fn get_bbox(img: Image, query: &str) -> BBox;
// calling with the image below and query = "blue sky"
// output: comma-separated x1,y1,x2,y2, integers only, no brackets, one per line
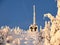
0,0,57,30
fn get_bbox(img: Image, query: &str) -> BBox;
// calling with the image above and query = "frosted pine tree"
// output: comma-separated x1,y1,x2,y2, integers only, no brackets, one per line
44,21,50,45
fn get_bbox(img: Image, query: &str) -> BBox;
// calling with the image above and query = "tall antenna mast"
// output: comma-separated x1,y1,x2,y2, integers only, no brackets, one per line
33,5,36,25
